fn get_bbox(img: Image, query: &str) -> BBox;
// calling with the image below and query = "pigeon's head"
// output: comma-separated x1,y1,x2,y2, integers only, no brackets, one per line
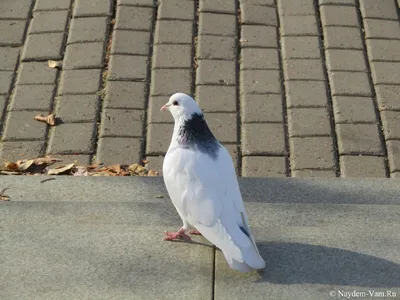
160,93,202,120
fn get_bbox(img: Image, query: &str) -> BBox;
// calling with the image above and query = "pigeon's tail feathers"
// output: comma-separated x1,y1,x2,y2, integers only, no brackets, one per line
223,252,253,272
240,244,266,270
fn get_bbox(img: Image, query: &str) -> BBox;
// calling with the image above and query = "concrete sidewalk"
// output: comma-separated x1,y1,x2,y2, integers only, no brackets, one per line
1,0,400,178
1,177,400,299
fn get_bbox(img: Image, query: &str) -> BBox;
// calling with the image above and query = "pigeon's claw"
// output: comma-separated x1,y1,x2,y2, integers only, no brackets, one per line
163,228,192,241
188,229,202,235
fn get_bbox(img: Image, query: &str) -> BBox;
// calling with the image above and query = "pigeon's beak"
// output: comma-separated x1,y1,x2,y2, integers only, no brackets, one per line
160,104,170,112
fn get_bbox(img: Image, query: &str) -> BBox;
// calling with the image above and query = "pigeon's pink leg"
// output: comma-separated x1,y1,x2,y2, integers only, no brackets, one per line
188,230,202,235
163,227,192,241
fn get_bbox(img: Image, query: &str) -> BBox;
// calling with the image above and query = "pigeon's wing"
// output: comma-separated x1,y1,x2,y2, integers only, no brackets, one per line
164,145,265,271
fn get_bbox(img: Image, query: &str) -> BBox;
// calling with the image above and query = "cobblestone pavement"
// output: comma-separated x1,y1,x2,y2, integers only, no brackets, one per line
0,0,399,178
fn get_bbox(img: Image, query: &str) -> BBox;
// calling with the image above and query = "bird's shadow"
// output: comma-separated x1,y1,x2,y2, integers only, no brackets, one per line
254,241,400,287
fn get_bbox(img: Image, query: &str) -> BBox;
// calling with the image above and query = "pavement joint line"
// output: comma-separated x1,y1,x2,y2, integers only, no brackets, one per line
315,0,341,178
91,0,116,164
236,0,243,177
0,0,36,140
141,0,158,163
191,0,199,97
355,0,390,178
276,0,291,177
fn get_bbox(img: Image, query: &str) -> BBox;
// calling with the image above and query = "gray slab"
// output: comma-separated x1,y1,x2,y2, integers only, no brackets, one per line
1,177,400,300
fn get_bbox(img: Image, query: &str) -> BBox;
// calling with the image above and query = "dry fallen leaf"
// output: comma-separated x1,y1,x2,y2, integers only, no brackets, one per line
48,60,62,69
142,159,149,164
16,159,34,171
34,156,62,165
72,166,89,176
47,163,75,175
0,170,21,175
34,114,56,126
4,162,18,170
148,170,159,176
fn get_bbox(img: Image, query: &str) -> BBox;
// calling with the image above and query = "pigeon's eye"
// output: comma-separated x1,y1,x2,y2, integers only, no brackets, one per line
172,100,179,106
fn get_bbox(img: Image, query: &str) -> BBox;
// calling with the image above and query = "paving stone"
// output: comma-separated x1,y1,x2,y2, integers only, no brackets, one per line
111,30,150,55
68,17,108,43
198,13,236,36
283,59,325,81
381,111,400,140
199,0,235,14
196,60,236,86
2,110,47,141
370,62,400,85
10,85,54,111
375,85,400,111
292,169,337,177
390,172,400,178
108,55,148,80
0,20,27,46
158,0,194,20
117,0,155,6
146,123,173,155
364,19,400,39
154,20,192,44
240,48,279,70
205,113,237,143
1,140,41,163
64,42,105,69
196,85,236,112
0,95,6,113
56,94,100,122
22,33,64,61
115,6,153,30
28,10,69,34
240,69,281,94
242,123,286,155
100,108,144,137
241,4,277,26
0,0,32,19
104,81,146,109
329,71,372,96
336,123,383,154
340,155,387,178
59,69,102,95
325,49,367,72
240,25,277,48
0,141,45,162
0,71,14,94
17,62,57,84
241,94,283,123
145,155,164,174
0,48,20,71
278,0,315,16
148,95,174,123
73,0,112,17
280,15,318,36
290,137,335,169
242,156,287,177
366,39,400,62
241,0,275,5
282,36,321,59
320,5,359,27
96,137,142,164
320,0,355,4
150,69,191,96
34,0,71,11
323,26,363,49
332,96,377,123
285,80,328,108
197,35,236,60
359,0,398,20
387,140,400,172
288,108,331,137
48,123,96,154
153,44,192,68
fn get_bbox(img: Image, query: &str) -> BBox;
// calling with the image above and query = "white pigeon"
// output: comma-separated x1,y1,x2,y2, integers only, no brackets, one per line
161,92,265,272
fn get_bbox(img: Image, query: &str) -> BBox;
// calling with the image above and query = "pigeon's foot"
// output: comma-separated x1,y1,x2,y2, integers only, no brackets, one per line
188,230,202,235
163,228,192,242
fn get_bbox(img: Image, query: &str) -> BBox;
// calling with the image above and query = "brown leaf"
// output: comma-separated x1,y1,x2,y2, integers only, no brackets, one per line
142,159,149,164
107,164,121,174
34,156,62,165
48,60,62,69
148,170,159,176
72,166,89,176
0,194,10,201
34,113,56,126
5,162,18,170
0,170,21,175
16,159,35,171
47,163,75,175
